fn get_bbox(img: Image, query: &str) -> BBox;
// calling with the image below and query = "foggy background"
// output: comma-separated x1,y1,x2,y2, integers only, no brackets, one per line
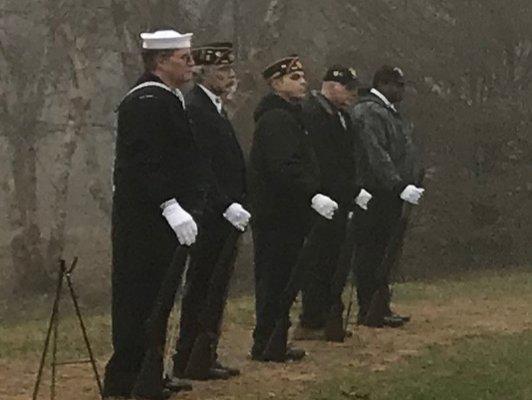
1,0,531,311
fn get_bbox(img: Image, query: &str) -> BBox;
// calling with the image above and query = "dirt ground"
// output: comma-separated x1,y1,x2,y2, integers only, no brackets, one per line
2,279,532,400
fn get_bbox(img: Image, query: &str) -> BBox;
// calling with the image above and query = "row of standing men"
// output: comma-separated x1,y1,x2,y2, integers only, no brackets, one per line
103,29,425,400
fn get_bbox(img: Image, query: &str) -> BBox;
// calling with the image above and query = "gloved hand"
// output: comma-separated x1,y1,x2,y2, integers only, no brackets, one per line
311,193,338,220
223,202,251,231
162,200,198,246
355,188,373,210
400,185,425,205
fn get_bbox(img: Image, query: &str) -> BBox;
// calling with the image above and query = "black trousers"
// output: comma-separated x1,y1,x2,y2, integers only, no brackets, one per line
103,206,182,397
300,208,348,328
172,215,237,373
251,217,311,355
353,195,404,318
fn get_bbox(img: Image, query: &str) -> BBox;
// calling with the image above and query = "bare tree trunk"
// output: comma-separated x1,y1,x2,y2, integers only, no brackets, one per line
44,26,94,269
8,134,49,293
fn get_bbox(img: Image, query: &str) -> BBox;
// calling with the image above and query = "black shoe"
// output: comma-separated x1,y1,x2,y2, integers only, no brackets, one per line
163,376,193,393
389,312,411,323
213,360,240,377
251,345,306,363
131,388,172,400
359,314,405,328
184,367,231,381
285,346,306,361
382,315,405,328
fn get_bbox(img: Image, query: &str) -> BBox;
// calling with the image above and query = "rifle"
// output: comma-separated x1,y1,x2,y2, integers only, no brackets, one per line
261,222,322,361
131,245,189,400
324,211,358,342
364,203,413,327
183,226,241,379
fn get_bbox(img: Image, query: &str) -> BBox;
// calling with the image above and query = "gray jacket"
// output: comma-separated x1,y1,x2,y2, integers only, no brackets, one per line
349,93,423,196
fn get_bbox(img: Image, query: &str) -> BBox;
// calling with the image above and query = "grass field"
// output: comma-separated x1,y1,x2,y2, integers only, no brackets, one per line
1,269,531,399
310,331,532,400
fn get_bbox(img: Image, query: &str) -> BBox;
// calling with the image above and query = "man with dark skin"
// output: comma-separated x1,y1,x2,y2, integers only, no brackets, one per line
103,29,208,400
249,56,339,362
295,66,372,341
350,65,425,328
170,42,249,382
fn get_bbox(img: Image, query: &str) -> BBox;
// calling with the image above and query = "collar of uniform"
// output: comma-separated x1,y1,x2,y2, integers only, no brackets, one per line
198,84,223,114
172,88,186,109
370,88,397,113
134,72,186,109
312,90,336,116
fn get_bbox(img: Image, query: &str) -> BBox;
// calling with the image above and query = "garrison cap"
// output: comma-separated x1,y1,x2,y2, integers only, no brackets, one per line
323,65,359,88
262,55,304,80
193,42,235,65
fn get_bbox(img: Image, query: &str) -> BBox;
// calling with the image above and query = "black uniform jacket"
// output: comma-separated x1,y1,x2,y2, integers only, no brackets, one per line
249,92,321,226
185,85,246,218
113,73,208,219
302,91,360,208
349,93,423,197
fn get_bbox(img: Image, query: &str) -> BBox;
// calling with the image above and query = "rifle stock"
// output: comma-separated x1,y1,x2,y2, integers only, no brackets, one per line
324,212,358,342
364,203,413,325
184,227,241,378
132,245,189,400
261,223,321,360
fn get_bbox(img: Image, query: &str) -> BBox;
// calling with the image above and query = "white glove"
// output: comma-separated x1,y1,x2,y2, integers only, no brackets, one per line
223,202,251,231
355,188,373,210
162,200,198,246
311,194,338,220
400,185,425,205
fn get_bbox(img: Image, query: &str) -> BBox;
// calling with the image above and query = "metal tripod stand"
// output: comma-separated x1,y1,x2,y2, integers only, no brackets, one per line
32,258,103,400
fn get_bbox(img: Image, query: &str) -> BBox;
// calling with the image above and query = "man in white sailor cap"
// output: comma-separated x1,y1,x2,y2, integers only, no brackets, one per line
103,29,210,400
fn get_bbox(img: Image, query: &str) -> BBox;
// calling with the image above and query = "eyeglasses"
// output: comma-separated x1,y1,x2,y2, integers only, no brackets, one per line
288,72,305,81
178,52,194,63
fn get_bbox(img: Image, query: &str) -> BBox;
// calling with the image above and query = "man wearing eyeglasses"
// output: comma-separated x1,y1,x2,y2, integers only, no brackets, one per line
169,42,249,382
349,65,425,328
249,55,339,362
103,30,209,399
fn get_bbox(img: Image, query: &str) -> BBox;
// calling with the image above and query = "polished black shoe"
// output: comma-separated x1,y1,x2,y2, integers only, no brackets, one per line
285,346,306,361
163,376,193,393
359,313,405,328
131,388,172,400
187,367,231,381
251,346,306,362
382,315,405,328
213,360,240,377
389,312,411,323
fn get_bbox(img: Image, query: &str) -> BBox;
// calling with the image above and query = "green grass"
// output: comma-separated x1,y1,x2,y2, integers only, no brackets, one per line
310,331,532,400
2,269,531,400
0,312,111,359
2,270,531,361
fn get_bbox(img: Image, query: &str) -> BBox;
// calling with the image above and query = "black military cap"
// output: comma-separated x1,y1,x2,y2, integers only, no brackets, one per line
323,65,359,88
262,55,304,80
373,65,405,87
192,42,235,65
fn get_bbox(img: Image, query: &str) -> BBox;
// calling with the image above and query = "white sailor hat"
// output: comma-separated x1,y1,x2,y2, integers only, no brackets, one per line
140,30,193,50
